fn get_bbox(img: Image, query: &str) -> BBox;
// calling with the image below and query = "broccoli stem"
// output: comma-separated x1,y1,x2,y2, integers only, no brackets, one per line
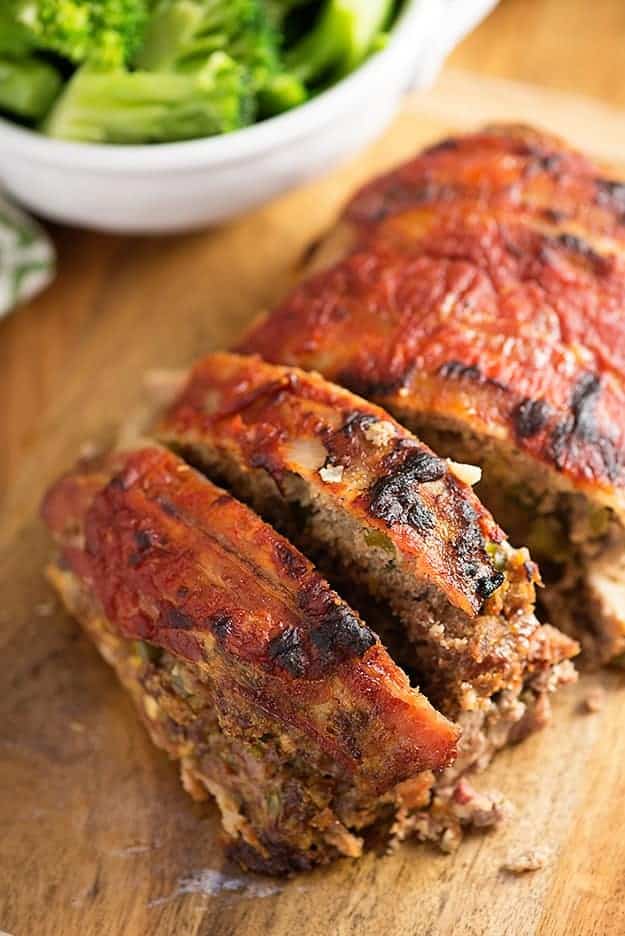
0,56,63,120
44,55,253,143
286,0,393,84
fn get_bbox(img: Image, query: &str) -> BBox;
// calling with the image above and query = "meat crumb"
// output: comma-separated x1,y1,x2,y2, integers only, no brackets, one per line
319,464,344,484
583,687,605,713
502,845,552,874
363,420,396,447
389,779,512,856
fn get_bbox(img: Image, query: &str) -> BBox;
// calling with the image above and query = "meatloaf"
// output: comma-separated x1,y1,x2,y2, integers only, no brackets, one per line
42,445,463,874
156,352,577,760
238,124,625,665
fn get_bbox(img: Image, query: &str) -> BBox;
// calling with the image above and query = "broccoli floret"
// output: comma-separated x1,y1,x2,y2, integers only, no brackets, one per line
0,56,63,119
136,0,306,116
136,0,276,77
1,0,396,144
44,53,252,142
7,0,149,67
286,0,393,84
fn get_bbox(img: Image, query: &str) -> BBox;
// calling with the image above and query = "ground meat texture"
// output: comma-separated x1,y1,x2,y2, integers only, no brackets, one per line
156,352,577,718
41,445,461,874
46,560,554,873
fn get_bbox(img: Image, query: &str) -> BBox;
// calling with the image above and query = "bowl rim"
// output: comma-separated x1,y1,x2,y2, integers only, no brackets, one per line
0,0,433,171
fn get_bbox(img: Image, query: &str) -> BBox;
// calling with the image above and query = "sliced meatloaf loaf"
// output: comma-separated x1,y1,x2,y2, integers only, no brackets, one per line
238,124,625,665
41,445,460,874
155,352,577,760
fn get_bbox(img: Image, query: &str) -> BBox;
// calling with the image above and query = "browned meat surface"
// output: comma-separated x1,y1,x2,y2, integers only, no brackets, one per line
238,124,625,664
41,445,459,873
157,351,577,720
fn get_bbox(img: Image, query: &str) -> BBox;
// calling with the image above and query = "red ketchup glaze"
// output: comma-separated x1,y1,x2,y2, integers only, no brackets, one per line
41,446,458,786
240,128,625,500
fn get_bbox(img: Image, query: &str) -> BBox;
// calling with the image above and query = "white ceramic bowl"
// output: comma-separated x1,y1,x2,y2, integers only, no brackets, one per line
0,0,496,233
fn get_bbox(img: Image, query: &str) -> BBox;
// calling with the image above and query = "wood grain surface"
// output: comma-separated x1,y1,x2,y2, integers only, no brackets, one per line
449,0,625,108
4,16,625,936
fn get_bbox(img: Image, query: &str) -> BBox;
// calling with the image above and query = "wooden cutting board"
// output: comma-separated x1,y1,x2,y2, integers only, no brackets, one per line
3,72,625,936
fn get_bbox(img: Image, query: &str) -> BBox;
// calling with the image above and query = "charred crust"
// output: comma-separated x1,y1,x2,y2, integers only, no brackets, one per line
338,412,376,438
542,207,568,224
535,153,562,173
476,570,505,598
207,612,233,643
447,494,502,601
553,233,609,273
322,412,377,471
384,446,447,484
128,529,157,567
513,398,551,438
267,626,307,677
368,450,444,532
156,496,180,518
571,372,601,438
550,372,601,468
549,372,622,480
549,423,569,471
520,146,562,176
267,591,376,676
298,581,376,669
347,181,444,223
162,606,195,630
595,178,625,219
134,529,157,551
438,360,507,391
423,137,459,155
308,603,376,662
439,360,482,382
274,541,309,579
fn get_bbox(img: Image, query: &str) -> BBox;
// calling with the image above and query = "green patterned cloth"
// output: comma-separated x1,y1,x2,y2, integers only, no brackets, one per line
0,197,55,318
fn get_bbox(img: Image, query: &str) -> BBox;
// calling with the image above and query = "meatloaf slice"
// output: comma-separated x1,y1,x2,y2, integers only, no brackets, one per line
41,445,458,874
238,124,625,666
155,352,577,746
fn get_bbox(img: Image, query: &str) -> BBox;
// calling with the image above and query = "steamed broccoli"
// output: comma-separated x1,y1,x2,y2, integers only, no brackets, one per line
136,0,306,115
6,0,149,67
286,0,393,84
0,0,399,143
45,54,251,142
0,56,63,119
